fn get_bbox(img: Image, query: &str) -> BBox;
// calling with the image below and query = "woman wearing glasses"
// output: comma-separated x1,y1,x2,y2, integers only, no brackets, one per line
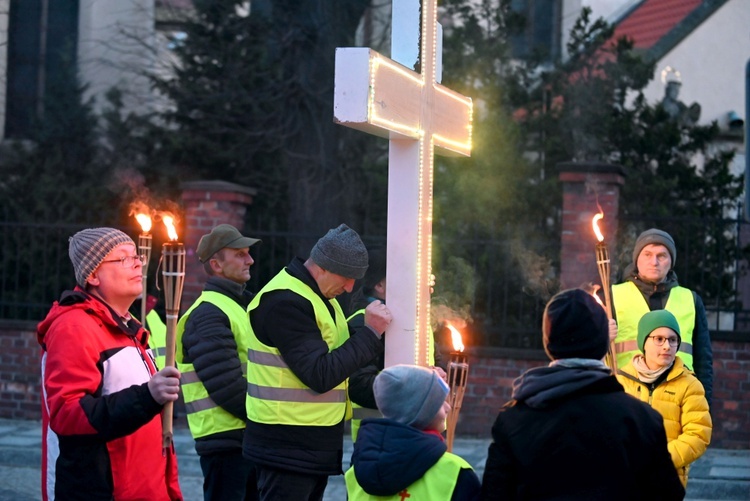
617,309,712,488
37,227,182,501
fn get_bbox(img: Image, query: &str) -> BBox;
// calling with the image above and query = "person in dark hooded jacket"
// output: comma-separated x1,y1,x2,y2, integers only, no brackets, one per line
480,288,684,501
345,364,480,500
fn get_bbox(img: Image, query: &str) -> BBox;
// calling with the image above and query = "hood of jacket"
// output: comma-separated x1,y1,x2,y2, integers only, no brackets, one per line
511,364,612,409
350,418,446,496
37,287,145,348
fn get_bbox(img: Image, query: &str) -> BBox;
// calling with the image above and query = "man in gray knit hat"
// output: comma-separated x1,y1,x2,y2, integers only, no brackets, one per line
243,224,392,501
37,228,182,500
611,227,713,407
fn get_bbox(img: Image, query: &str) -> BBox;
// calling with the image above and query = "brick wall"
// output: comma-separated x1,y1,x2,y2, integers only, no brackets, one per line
5,319,747,449
181,180,257,310
710,340,750,448
453,343,750,449
0,321,41,420
558,162,625,290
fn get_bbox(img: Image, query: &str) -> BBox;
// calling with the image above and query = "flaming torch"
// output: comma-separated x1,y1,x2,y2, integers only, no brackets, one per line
445,321,468,452
159,214,185,453
134,210,153,325
592,212,617,372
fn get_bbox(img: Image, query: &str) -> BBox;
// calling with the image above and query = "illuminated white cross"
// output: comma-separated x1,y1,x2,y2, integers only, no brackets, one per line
333,0,473,367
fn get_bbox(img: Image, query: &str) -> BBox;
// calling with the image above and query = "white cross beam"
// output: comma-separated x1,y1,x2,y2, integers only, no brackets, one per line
334,0,472,367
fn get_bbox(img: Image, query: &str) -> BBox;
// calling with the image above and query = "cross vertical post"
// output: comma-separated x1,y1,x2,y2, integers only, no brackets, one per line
334,0,472,367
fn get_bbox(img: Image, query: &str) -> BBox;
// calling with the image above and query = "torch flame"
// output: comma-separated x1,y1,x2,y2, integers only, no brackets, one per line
592,212,604,242
446,322,465,353
162,215,178,241
135,213,152,233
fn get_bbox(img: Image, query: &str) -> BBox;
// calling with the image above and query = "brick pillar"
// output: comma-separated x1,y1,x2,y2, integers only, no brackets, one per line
558,162,625,290
180,180,257,310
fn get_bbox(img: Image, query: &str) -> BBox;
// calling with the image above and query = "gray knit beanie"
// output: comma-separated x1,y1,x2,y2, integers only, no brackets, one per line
374,364,449,430
69,228,135,287
310,224,369,279
633,228,676,267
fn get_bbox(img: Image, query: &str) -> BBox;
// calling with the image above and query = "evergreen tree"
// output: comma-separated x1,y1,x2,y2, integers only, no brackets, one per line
434,3,744,343
0,54,135,319
152,0,385,252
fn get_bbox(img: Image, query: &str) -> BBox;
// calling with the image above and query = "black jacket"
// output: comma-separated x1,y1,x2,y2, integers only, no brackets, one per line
347,295,446,409
243,257,385,475
480,363,685,500
181,275,253,455
347,295,384,409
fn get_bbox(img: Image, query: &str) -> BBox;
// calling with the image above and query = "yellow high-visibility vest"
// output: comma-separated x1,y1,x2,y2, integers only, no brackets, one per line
176,291,250,439
146,309,167,369
345,451,472,500
346,308,365,322
612,282,695,369
246,269,351,425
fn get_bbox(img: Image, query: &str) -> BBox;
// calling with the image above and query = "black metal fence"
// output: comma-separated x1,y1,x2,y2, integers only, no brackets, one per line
3,216,750,347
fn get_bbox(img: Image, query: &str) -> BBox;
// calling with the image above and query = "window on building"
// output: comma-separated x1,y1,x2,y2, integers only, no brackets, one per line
5,0,79,139
510,0,561,62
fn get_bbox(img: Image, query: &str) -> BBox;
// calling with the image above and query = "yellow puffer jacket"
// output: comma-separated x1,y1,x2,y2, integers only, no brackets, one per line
617,356,712,487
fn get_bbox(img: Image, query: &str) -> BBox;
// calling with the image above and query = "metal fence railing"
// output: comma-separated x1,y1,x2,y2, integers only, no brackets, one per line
2,216,750,346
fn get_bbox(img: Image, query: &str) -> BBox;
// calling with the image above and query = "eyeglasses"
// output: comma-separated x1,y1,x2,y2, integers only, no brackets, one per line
646,335,679,347
100,255,145,268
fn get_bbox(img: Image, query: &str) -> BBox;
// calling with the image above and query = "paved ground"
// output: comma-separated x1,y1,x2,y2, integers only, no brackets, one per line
0,418,747,500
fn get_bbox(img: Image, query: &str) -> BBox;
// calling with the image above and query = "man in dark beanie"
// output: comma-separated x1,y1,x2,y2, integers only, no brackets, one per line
37,228,182,501
243,224,393,500
481,289,684,500
611,227,713,407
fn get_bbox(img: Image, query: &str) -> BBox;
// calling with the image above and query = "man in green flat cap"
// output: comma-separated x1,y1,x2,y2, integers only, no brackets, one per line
176,224,261,501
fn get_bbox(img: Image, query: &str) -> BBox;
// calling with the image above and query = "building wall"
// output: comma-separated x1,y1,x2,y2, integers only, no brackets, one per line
0,1,9,139
641,0,750,129
3,319,748,449
0,0,159,138
78,0,156,116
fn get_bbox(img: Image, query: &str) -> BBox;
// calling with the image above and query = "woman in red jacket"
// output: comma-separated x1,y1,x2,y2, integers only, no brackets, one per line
38,227,182,500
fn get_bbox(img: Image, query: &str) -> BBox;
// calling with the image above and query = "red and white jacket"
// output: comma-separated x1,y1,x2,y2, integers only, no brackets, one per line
37,288,182,500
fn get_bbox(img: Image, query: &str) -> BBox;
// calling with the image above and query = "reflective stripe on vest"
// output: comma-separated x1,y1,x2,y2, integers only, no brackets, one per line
246,269,351,426
351,406,382,420
350,403,382,443
146,310,167,369
612,283,695,369
345,451,472,501
176,291,250,439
